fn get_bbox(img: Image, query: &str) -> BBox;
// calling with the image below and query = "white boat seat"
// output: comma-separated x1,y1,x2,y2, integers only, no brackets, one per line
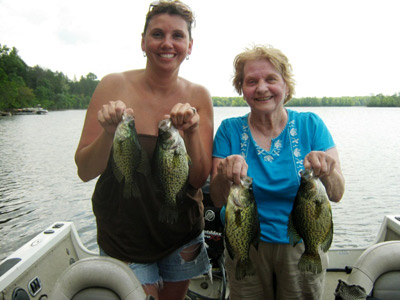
49,256,146,300
372,271,400,300
335,241,400,300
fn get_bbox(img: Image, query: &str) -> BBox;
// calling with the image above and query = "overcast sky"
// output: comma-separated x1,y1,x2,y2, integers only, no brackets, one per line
1,0,399,98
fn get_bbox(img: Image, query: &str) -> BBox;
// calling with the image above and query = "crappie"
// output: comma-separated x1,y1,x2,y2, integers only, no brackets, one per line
153,118,191,224
112,112,149,199
288,169,333,274
225,176,260,280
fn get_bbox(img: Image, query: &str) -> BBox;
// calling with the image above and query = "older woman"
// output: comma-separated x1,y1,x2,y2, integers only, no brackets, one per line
75,1,213,299
210,45,344,299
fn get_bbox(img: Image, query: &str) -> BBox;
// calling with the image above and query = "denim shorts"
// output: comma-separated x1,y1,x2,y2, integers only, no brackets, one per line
100,231,211,286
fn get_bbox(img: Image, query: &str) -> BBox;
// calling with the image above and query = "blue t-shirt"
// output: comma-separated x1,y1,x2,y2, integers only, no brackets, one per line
213,109,335,244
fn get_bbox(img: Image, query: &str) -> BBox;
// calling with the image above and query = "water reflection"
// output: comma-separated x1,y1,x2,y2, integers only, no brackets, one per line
0,111,97,261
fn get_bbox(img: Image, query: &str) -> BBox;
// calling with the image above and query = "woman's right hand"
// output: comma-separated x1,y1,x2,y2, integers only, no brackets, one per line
216,155,248,185
97,100,133,135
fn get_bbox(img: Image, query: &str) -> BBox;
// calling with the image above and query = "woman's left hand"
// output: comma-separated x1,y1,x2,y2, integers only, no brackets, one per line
304,151,336,178
169,103,199,133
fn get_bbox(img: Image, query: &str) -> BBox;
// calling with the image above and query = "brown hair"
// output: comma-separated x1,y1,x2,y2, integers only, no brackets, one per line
143,0,195,40
233,45,295,104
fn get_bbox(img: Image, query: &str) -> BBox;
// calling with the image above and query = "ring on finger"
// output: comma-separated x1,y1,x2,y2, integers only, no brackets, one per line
190,107,197,114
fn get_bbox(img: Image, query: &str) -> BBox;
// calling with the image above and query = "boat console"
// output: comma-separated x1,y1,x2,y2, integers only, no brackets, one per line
0,223,91,299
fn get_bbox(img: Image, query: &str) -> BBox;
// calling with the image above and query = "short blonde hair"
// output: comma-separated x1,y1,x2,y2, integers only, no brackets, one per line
233,45,295,104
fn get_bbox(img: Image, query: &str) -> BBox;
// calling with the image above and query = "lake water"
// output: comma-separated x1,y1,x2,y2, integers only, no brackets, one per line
1,107,400,261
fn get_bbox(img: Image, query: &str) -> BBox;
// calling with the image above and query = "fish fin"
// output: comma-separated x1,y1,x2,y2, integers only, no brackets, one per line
123,181,141,199
298,252,322,274
251,221,261,250
235,259,256,280
171,148,185,168
251,237,260,251
224,232,235,261
315,198,323,218
234,208,242,226
176,180,189,203
158,205,178,224
136,152,151,176
287,214,302,246
111,158,124,183
321,221,333,253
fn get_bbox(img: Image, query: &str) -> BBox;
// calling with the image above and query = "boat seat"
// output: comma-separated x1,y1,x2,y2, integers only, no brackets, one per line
372,271,400,299
49,256,146,300
335,241,400,300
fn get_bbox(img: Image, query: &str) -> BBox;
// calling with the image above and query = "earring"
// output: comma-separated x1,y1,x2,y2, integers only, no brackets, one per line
186,55,190,60
143,51,147,57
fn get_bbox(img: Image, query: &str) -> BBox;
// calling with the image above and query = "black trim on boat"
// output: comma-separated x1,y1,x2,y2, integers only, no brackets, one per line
0,258,21,277
327,266,353,274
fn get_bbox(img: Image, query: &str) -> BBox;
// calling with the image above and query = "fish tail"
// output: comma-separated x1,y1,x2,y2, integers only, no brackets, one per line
123,182,141,199
235,258,256,280
298,252,322,274
186,153,192,165
287,214,302,246
158,205,178,224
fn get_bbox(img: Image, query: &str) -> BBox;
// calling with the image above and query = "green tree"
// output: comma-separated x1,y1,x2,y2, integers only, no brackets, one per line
0,44,34,110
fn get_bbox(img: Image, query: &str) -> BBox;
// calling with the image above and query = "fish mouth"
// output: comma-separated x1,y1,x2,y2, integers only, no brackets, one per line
122,111,134,122
240,176,253,188
300,169,313,180
229,176,253,208
158,118,181,149
158,118,172,131
231,186,245,208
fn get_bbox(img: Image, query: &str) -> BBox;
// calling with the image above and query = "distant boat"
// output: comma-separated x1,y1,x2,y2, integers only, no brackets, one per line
13,106,48,115
0,111,11,116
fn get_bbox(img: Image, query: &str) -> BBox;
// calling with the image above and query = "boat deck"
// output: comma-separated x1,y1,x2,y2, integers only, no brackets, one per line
323,271,349,299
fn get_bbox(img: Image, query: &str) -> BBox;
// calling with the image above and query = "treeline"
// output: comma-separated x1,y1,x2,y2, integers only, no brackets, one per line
1,43,399,111
213,94,400,107
0,44,99,111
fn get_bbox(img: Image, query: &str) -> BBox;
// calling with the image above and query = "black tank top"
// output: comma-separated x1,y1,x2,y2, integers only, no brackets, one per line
92,134,204,263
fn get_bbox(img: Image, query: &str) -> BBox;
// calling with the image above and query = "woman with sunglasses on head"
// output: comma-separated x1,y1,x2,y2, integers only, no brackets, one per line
75,1,213,299
210,45,345,300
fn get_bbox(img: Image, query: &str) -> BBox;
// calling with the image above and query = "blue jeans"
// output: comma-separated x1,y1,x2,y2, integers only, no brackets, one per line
100,231,211,286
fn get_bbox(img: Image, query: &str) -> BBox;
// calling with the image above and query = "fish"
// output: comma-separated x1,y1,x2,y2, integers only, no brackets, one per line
152,118,191,224
288,168,333,274
112,112,150,199
225,176,260,280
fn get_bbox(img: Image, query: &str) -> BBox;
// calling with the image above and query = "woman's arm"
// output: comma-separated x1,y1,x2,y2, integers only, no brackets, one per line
304,148,345,202
171,85,214,189
74,74,127,182
209,155,248,207
209,158,231,208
